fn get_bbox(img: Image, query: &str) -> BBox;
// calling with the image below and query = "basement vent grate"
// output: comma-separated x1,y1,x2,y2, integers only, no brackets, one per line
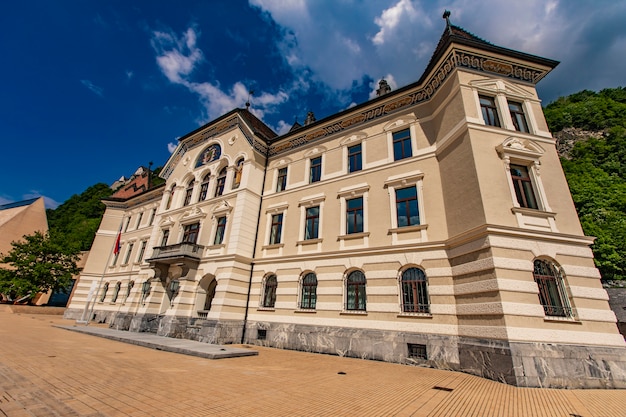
407,343,427,359
257,329,267,340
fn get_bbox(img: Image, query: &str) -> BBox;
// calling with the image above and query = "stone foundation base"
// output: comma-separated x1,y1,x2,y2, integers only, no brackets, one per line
246,321,626,389
62,309,626,388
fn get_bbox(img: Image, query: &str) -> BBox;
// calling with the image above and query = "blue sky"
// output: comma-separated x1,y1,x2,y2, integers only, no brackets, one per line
1,0,625,209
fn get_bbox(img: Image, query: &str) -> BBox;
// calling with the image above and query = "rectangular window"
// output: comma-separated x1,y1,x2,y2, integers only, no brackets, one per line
479,95,501,127
304,206,319,240
346,197,364,234
160,229,170,247
277,167,287,192
123,243,133,265
508,101,529,133
510,164,538,209
393,129,412,160
269,213,283,244
182,223,200,244
309,157,322,183
214,216,226,245
348,144,362,173
396,187,420,227
137,241,147,262
148,209,156,226
124,216,131,232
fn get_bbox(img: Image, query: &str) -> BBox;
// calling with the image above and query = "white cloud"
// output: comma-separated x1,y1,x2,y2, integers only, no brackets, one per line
151,27,203,84
22,192,60,209
372,0,419,46
167,142,177,153
0,196,13,206
80,79,103,97
274,120,292,135
126,70,134,80
151,26,289,123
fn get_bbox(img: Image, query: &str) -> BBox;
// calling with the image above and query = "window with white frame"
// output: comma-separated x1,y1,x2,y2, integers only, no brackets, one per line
533,259,573,318
392,128,413,161
269,213,283,245
182,222,200,244
497,137,549,212
214,216,226,245
299,272,317,310
309,156,322,183
262,274,277,308
384,172,425,230
137,240,147,262
348,143,362,173
123,243,134,265
479,95,501,127
508,101,529,133
345,270,366,311
337,184,369,237
199,173,211,201
160,229,170,247
276,167,287,192
298,195,325,243
183,180,195,206
400,267,429,313
214,167,227,197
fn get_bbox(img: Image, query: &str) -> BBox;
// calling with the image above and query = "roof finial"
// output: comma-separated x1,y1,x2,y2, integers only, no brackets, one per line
245,90,254,110
443,10,451,31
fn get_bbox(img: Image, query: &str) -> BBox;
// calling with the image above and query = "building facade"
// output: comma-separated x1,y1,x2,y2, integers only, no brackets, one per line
65,19,626,388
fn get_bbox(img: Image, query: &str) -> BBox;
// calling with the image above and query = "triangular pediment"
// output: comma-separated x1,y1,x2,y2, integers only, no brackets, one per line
470,79,533,99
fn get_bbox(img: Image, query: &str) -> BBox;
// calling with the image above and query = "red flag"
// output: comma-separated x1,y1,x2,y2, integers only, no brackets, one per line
113,231,121,255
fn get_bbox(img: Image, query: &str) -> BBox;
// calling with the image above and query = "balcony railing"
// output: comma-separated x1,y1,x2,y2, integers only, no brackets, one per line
149,242,204,261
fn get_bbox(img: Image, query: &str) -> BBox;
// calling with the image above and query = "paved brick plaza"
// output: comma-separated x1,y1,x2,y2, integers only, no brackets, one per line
1,308,625,416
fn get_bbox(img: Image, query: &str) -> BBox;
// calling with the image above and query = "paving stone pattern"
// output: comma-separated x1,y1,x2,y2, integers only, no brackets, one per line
1,310,625,416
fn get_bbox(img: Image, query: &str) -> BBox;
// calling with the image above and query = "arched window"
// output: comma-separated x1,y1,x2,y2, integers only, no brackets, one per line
199,173,210,201
346,270,366,311
99,282,109,302
533,259,571,317
400,268,429,313
262,275,277,308
233,158,244,189
196,144,221,168
215,167,227,197
111,281,121,303
183,180,195,206
300,272,317,309
166,183,176,210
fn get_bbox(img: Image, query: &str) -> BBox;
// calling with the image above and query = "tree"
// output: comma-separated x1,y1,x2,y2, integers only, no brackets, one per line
0,232,81,303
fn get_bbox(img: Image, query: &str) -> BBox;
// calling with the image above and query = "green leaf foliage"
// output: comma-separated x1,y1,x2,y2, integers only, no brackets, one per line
0,231,81,303
46,183,113,251
545,87,626,280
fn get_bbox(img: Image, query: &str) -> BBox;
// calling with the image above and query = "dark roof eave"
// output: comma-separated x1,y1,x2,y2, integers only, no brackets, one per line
418,29,559,85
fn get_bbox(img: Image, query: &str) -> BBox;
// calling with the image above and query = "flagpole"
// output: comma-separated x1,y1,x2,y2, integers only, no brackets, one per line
76,221,123,325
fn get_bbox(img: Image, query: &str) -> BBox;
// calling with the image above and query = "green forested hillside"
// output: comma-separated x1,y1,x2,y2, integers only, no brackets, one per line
46,183,113,251
545,87,626,281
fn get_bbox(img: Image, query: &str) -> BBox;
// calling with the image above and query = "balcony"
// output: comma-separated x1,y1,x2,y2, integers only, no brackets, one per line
147,242,204,264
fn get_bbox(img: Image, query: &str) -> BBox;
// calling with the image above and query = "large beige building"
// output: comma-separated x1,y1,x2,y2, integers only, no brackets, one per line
65,18,626,388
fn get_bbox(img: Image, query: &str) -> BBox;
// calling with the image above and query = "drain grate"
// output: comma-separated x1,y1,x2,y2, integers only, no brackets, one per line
432,386,453,392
